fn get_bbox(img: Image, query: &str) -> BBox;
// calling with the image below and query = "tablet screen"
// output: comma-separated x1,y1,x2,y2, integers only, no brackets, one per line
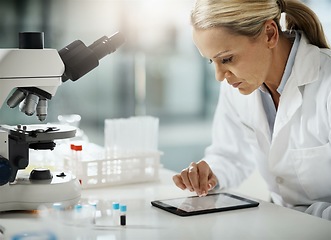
151,192,259,216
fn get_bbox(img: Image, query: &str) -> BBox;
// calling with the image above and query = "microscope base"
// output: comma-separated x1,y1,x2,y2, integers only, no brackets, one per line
0,171,81,212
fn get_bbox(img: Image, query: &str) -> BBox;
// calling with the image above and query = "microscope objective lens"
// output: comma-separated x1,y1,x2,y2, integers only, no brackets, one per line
36,99,47,121
7,88,27,108
20,94,39,116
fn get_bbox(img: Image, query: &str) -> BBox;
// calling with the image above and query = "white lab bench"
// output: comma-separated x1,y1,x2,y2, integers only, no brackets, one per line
1,168,331,240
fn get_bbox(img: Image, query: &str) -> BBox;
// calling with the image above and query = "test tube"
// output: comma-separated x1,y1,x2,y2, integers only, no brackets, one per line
112,202,120,226
70,144,77,174
120,204,127,226
71,144,83,184
90,203,98,224
76,144,83,184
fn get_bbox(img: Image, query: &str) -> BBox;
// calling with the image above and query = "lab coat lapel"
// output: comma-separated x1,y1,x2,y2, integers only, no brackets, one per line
253,90,271,149
272,77,302,139
272,33,319,140
267,75,302,173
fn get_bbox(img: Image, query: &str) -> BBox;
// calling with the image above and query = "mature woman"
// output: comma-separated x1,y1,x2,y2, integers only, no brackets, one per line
173,0,331,220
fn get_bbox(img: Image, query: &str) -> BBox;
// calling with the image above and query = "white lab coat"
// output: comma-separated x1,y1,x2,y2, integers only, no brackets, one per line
204,34,331,220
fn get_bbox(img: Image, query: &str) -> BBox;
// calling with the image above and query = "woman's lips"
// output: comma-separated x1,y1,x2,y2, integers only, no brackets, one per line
231,82,242,88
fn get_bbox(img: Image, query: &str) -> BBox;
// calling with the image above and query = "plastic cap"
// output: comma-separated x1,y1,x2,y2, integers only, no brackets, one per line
75,145,83,151
70,144,83,151
74,204,82,212
112,202,120,210
120,205,127,212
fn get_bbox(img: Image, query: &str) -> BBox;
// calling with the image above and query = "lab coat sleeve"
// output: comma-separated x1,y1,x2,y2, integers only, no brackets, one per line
299,79,331,221
293,203,331,221
305,202,331,220
203,82,258,189
301,88,331,221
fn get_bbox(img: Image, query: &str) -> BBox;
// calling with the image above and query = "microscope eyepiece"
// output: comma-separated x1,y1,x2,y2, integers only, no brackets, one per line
89,32,125,60
59,31,125,82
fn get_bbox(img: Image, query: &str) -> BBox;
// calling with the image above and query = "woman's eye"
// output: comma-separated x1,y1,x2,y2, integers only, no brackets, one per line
208,59,213,64
221,56,233,64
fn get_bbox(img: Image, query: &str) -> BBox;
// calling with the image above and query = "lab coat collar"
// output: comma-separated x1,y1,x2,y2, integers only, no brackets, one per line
277,31,301,94
272,33,320,140
291,32,320,86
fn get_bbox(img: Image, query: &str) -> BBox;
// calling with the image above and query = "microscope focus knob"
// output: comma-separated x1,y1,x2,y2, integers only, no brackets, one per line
0,157,12,186
29,168,53,181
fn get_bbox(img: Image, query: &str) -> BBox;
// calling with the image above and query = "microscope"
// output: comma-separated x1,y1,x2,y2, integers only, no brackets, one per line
0,32,124,211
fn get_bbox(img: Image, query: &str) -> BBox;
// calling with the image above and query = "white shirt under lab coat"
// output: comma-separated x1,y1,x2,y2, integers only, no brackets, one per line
204,33,331,220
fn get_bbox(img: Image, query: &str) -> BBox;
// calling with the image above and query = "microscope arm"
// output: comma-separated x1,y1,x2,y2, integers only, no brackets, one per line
1,31,124,121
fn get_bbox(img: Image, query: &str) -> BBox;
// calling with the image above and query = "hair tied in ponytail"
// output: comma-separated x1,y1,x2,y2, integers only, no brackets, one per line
277,0,287,13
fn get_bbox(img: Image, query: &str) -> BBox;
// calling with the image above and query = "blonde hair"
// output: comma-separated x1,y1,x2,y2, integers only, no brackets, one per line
191,0,330,48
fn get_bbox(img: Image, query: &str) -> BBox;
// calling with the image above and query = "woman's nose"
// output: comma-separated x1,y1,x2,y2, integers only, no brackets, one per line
214,63,227,82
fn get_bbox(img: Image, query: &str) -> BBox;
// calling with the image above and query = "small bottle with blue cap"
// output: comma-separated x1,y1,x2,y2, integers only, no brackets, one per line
120,204,127,226
112,202,120,225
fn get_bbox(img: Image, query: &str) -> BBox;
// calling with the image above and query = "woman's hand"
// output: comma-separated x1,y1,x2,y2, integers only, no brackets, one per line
172,160,218,197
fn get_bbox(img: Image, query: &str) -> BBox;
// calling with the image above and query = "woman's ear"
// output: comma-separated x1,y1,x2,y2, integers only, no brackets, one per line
264,19,279,49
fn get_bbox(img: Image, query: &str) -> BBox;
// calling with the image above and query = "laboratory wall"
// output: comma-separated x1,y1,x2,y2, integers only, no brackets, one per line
0,0,330,174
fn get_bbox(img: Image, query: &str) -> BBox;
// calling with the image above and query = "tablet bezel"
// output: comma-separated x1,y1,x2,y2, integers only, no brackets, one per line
151,192,260,217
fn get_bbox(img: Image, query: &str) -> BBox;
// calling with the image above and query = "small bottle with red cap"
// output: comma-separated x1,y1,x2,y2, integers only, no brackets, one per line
71,143,83,184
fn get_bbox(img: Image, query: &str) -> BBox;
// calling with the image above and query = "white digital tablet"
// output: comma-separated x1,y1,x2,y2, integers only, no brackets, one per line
151,192,259,217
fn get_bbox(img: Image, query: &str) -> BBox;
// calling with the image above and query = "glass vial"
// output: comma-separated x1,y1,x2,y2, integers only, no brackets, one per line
120,204,127,226
112,202,120,226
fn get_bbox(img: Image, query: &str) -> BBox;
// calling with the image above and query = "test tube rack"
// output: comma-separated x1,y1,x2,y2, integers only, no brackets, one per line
79,151,162,189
